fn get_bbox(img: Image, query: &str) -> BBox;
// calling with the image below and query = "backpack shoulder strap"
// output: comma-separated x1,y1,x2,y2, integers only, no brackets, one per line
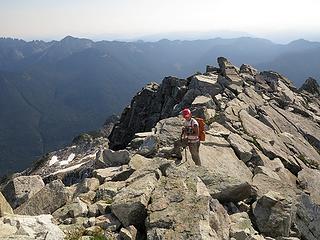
192,118,199,126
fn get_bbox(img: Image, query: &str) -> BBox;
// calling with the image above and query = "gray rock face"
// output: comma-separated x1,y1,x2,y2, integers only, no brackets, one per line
111,172,158,228
146,168,216,239
2,175,45,209
195,135,254,202
14,180,69,215
192,95,216,109
94,181,126,203
253,191,295,237
274,107,320,157
209,199,230,240
191,95,216,123
239,109,302,174
0,214,65,240
0,192,13,216
252,173,297,200
295,193,320,240
100,149,131,167
227,133,253,162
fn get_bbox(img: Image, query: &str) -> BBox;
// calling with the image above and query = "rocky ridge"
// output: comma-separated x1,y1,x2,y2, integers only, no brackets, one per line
1,57,320,239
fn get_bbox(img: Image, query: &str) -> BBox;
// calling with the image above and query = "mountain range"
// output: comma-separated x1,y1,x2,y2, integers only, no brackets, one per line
1,36,320,176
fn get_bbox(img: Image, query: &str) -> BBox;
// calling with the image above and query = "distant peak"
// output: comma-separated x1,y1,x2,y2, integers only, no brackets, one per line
287,38,318,47
60,36,92,43
289,38,309,43
61,35,77,41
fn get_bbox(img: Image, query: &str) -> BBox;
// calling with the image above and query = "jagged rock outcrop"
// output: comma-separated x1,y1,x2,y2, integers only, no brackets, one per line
109,77,188,150
2,57,320,239
299,77,320,95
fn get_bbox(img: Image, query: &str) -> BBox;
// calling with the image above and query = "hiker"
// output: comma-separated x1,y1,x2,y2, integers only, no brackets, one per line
181,108,201,166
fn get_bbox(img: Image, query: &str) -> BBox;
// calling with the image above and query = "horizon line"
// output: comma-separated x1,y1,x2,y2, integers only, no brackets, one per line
1,34,319,45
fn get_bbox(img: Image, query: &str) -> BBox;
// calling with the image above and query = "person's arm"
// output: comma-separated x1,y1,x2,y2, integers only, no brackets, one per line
181,127,186,138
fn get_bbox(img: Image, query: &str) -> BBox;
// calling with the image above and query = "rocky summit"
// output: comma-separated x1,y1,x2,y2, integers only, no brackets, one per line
1,57,320,240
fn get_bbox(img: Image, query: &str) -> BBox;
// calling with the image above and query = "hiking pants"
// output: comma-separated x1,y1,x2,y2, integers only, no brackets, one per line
188,141,201,166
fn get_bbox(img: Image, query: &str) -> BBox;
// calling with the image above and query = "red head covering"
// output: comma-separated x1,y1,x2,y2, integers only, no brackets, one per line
182,108,191,118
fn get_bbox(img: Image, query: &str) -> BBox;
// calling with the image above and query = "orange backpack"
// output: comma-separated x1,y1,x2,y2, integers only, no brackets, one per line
195,117,205,141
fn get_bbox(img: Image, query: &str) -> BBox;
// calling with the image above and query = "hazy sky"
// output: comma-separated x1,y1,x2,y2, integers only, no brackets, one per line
1,0,320,42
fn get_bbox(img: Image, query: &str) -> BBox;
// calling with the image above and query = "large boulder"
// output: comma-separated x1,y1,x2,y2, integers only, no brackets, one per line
94,181,126,203
192,95,216,109
26,137,108,183
95,213,121,231
252,173,297,200
227,133,253,162
2,175,45,209
189,74,223,97
147,167,217,239
137,135,159,157
295,193,320,240
0,214,65,240
111,172,158,228
253,191,295,237
100,149,131,167
14,180,69,215
195,135,254,202
119,225,138,240
153,117,185,158
0,192,13,217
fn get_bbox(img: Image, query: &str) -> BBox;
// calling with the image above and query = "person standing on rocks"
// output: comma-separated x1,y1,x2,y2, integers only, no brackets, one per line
181,108,201,166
